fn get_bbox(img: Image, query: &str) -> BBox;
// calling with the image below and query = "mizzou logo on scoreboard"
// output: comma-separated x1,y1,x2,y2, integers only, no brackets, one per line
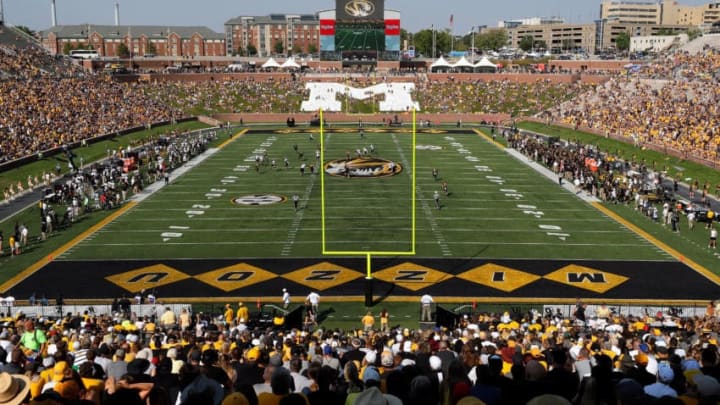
344,0,375,17
324,157,402,178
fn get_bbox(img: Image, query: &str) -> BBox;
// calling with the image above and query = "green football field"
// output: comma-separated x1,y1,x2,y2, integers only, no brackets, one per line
58,130,668,262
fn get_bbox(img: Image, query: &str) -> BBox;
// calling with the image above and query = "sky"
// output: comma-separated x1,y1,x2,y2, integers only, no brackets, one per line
2,0,713,34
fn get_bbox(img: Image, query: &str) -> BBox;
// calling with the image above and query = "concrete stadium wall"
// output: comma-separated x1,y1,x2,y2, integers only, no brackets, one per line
213,112,510,125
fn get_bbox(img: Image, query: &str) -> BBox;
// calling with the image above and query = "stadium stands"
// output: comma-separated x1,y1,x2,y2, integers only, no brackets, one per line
551,49,720,164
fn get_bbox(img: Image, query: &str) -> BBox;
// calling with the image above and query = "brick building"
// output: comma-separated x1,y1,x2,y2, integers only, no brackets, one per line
41,25,225,57
224,14,319,57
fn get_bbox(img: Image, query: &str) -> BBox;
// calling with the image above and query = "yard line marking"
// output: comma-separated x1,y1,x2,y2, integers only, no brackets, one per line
0,201,138,293
591,203,720,285
392,133,451,256
281,134,325,256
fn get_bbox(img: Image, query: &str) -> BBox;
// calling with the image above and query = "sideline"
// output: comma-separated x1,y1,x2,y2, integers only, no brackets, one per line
475,127,720,285
0,129,249,293
472,128,505,150
217,129,248,150
0,202,137,293
592,203,720,286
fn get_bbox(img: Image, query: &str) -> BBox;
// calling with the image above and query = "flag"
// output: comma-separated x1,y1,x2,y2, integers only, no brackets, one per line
450,14,454,26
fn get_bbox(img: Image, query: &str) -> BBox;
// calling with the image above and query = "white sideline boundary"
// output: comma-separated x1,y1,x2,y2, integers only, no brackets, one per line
131,147,221,203
504,148,601,203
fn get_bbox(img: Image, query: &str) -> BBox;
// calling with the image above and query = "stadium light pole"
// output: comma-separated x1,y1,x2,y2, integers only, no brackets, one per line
431,24,436,60
470,26,476,63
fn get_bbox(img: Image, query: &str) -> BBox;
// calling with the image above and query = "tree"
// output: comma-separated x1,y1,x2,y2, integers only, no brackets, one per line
291,44,302,55
519,35,534,52
615,32,631,51
687,27,702,41
412,29,434,56
247,44,258,56
476,29,508,51
308,44,318,55
274,40,284,55
62,42,75,55
411,28,451,57
146,41,157,55
117,43,130,58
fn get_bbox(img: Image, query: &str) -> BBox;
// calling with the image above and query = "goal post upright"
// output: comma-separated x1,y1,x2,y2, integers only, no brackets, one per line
319,108,417,307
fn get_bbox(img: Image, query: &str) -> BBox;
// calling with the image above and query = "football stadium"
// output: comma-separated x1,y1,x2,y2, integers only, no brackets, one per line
0,0,720,403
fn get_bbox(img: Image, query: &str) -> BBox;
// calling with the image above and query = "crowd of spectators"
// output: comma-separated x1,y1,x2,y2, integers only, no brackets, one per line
0,45,181,164
413,78,588,116
549,48,720,164
146,75,587,118
0,128,215,258
0,299,718,404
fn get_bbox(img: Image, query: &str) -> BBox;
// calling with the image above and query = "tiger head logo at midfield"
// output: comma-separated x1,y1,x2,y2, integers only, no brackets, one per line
344,0,375,17
324,157,402,178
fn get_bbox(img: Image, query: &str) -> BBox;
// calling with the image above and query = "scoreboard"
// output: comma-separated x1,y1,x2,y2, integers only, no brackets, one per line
320,0,400,62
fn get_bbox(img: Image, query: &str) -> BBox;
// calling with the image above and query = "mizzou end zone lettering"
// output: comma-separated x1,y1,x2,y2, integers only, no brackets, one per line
283,262,363,291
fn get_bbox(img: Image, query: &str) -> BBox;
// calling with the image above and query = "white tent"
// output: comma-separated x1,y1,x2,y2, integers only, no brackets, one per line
430,56,452,72
261,58,281,69
474,56,498,73
452,56,475,70
281,58,301,69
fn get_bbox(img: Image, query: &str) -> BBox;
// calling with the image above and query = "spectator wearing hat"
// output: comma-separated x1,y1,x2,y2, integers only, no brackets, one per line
18,320,46,359
644,362,677,398
237,303,249,324
106,349,127,382
224,305,235,325
341,338,364,369
0,372,30,405
320,346,339,372
78,361,104,405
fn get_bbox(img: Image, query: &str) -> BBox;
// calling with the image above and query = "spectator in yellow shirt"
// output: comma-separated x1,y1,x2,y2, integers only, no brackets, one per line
361,311,375,332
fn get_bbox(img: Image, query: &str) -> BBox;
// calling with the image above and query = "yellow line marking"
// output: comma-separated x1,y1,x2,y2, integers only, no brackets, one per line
591,202,720,286
0,202,138,293
217,129,248,149
473,128,505,150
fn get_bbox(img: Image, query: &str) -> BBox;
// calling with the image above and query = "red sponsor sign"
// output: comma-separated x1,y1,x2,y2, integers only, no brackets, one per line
385,19,400,35
320,19,336,36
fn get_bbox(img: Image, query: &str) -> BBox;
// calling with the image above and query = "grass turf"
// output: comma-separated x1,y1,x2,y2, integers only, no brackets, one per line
59,130,668,262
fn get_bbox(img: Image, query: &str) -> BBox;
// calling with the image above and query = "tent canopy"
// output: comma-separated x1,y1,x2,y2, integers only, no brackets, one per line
475,56,497,68
452,56,474,68
281,58,301,69
474,56,498,72
430,56,451,68
261,58,281,69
